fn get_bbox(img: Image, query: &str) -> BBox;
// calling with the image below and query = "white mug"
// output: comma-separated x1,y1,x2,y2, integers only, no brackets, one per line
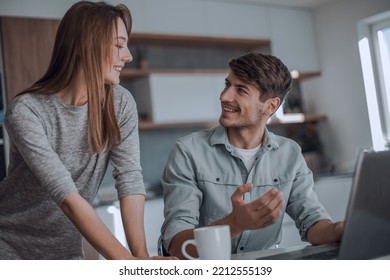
181,225,231,260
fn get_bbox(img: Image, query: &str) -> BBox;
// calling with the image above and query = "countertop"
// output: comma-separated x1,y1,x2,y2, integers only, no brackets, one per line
93,184,163,207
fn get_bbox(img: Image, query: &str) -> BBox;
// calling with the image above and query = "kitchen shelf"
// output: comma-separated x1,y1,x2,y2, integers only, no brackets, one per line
121,68,229,79
125,32,320,81
295,71,321,80
125,32,323,129
139,120,218,130
130,32,271,49
267,113,327,125
139,114,327,130
122,68,320,80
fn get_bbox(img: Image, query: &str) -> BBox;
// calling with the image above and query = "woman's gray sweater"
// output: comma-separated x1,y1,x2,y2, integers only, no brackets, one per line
0,85,145,259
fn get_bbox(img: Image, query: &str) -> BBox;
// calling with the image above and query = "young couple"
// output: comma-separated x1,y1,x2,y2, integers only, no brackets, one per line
0,1,342,260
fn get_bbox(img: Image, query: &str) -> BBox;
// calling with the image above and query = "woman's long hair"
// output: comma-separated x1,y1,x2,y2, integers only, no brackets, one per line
19,1,132,154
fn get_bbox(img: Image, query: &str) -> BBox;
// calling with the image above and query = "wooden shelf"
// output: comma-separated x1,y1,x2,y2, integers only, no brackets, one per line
139,114,327,130
267,114,327,126
296,71,321,80
139,120,218,130
122,33,319,81
121,68,229,78
303,114,327,122
122,68,319,80
130,32,270,49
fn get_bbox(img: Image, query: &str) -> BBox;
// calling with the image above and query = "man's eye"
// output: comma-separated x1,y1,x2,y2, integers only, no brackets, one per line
116,45,124,49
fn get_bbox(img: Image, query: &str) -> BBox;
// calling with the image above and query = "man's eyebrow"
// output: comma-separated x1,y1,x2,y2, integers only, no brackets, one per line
225,78,250,90
236,84,249,89
235,82,250,90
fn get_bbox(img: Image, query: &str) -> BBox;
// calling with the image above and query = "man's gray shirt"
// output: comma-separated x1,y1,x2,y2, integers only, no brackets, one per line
161,125,331,254
0,85,145,259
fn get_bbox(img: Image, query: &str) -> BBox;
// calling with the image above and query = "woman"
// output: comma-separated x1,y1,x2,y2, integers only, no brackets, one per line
0,1,171,260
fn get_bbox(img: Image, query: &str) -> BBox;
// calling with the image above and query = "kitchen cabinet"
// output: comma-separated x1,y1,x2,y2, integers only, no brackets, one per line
126,73,225,124
0,17,59,103
123,32,271,127
269,7,320,73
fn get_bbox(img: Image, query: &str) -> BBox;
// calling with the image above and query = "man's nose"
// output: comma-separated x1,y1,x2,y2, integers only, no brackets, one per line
220,88,235,102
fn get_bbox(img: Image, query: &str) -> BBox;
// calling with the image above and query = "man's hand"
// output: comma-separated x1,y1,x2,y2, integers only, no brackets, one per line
168,183,284,259
222,183,284,237
307,220,344,245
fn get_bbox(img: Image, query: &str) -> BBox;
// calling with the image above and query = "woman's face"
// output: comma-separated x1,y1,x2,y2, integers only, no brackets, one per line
104,18,132,85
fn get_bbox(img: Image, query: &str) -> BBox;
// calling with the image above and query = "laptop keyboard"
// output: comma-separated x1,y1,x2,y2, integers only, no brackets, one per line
295,248,340,260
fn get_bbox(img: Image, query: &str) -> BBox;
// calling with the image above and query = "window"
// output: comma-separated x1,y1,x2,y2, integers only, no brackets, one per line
358,10,390,151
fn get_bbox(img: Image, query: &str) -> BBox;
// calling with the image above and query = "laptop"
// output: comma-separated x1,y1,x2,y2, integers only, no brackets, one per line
257,149,390,260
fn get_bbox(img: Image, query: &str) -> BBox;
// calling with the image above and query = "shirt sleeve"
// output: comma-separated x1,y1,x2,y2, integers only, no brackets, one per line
286,153,331,241
4,101,77,205
160,140,202,250
109,86,145,199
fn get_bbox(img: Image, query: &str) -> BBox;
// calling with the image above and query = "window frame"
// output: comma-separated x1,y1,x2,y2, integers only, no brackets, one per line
358,10,390,151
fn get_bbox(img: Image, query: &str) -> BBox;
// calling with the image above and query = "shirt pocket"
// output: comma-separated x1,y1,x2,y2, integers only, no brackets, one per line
196,171,242,226
251,172,295,203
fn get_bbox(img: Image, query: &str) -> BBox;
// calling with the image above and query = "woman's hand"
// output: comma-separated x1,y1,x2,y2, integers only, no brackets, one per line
136,256,179,260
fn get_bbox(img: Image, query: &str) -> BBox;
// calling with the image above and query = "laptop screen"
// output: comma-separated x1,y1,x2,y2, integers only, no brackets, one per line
339,150,390,259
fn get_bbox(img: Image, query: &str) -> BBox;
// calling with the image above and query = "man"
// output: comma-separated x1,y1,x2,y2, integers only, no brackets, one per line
160,53,343,259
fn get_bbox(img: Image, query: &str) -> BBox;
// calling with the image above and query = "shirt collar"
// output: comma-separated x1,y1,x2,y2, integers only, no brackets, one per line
210,125,280,150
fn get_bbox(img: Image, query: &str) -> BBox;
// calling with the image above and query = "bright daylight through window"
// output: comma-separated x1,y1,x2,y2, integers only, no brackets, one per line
358,11,390,151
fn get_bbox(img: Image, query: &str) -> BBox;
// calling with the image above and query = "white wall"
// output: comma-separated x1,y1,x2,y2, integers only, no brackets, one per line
301,0,390,172
0,0,77,18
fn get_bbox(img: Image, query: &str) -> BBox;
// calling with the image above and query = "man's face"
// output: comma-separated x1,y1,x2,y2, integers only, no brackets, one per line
219,71,274,129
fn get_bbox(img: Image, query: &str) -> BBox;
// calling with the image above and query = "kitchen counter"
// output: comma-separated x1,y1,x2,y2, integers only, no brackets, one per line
93,186,163,208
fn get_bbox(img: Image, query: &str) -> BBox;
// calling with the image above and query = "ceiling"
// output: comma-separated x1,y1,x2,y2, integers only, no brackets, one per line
243,0,339,8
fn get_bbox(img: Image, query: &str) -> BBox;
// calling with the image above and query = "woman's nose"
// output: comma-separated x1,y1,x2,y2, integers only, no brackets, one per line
123,49,133,63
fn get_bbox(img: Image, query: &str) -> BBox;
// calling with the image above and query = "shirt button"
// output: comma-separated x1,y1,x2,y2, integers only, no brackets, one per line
216,178,220,182
267,144,271,148
240,247,245,251
273,178,278,182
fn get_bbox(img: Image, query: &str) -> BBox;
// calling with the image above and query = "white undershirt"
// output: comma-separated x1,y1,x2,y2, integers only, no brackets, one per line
233,143,262,172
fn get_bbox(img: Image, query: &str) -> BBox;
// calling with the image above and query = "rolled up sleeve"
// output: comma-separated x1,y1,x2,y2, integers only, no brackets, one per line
110,87,145,199
160,141,202,250
286,156,331,241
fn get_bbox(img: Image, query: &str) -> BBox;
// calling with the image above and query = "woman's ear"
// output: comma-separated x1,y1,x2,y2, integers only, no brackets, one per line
265,97,281,115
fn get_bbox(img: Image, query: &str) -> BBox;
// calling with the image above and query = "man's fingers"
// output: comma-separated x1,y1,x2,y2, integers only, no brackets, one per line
254,198,284,228
231,183,253,202
250,188,282,211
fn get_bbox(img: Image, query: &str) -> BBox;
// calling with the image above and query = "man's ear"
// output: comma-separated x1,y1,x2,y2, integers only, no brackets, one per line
265,97,281,115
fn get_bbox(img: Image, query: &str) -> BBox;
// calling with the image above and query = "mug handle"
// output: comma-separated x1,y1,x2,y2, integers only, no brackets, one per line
181,239,199,260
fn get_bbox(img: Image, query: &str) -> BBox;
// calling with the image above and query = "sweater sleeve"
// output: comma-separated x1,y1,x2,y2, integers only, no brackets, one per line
109,86,145,199
4,100,77,205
